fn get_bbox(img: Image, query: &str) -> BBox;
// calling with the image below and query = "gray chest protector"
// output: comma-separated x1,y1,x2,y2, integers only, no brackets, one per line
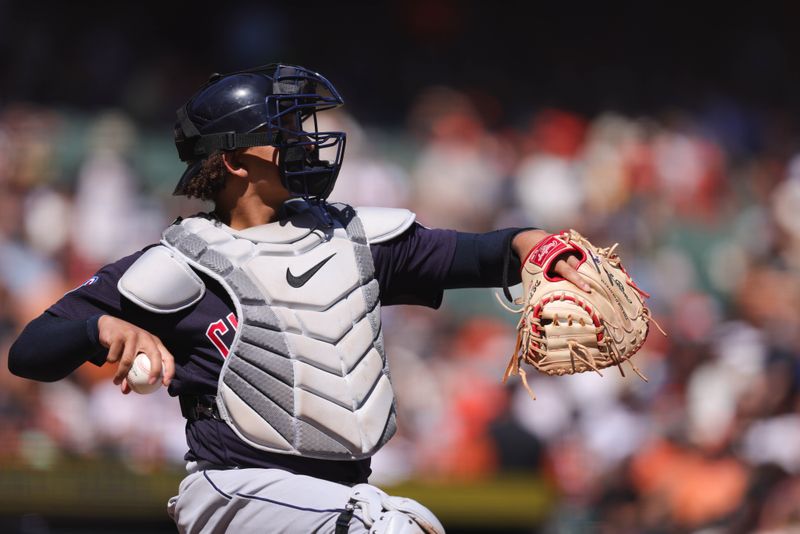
118,202,416,460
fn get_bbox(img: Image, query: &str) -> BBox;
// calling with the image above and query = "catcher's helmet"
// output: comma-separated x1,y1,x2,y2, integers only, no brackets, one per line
173,64,346,199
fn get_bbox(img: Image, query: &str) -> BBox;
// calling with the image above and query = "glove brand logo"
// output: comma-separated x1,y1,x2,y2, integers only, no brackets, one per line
531,237,566,267
286,253,337,288
602,274,632,323
613,276,633,304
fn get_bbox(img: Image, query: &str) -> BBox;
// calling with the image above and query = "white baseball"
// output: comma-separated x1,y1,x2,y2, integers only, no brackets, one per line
126,352,163,394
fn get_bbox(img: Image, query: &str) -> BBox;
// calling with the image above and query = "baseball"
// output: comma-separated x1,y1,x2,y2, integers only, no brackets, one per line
126,352,162,394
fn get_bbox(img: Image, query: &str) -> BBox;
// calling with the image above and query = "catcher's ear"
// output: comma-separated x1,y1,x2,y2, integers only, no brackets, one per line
222,151,247,177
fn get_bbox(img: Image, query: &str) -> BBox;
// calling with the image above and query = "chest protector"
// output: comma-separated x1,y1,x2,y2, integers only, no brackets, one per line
127,202,414,460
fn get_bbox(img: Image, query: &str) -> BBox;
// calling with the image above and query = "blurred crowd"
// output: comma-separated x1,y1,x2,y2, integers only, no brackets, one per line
2,86,800,533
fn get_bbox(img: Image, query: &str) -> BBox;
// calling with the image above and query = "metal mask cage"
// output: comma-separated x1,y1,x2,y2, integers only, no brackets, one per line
264,69,347,199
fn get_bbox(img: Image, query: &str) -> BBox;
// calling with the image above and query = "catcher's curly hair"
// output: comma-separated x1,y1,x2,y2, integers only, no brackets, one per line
183,152,228,201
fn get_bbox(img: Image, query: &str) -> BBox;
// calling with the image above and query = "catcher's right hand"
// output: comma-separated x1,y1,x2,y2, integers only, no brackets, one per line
97,315,174,394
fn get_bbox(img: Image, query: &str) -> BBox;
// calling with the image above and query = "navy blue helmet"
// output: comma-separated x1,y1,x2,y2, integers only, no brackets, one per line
173,64,346,199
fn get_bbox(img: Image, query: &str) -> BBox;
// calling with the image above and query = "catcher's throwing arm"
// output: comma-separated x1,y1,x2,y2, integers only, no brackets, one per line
499,230,665,399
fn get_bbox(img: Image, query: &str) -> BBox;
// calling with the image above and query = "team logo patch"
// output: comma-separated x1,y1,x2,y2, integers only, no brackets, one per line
66,275,99,294
207,313,239,358
80,275,99,287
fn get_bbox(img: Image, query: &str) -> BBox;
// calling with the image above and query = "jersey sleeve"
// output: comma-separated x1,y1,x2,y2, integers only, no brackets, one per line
48,250,145,320
370,224,534,307
370,223,458,308
9,249,149,381
9,312,108,379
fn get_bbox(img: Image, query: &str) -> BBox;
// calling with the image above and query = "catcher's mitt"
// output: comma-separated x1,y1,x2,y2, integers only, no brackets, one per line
501,230,659,399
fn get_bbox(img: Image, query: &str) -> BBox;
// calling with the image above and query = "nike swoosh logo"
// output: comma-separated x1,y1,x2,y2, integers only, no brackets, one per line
286,253,337,288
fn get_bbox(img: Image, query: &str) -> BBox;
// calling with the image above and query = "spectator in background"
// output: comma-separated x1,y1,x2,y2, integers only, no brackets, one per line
324,109,412,209
409,87,506,231
514,109,587,230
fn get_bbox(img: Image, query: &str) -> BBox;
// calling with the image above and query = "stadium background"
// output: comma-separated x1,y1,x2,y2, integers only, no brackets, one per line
2,1,800,532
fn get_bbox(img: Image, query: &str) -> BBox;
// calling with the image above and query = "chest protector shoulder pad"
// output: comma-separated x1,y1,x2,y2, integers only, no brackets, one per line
158,204,402,460
118,246,206,313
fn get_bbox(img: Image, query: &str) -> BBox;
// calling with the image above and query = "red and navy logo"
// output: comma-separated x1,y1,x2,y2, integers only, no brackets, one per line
206,313,238,358
81,275,100,287
66,275,100,294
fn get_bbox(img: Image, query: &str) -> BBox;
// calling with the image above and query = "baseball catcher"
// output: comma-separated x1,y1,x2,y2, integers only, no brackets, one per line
11,63,596,533
501,230,660,399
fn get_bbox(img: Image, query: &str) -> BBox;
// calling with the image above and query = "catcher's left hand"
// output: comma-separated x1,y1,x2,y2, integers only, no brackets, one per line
502,230,661,398
511,230,590,292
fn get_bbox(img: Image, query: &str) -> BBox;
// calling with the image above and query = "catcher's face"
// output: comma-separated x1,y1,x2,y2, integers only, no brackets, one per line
239,145,292,206
221,145,291,215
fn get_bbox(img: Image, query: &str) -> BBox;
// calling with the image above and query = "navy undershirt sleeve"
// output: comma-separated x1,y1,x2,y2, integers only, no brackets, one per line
8,312,106,382
8,250,146,383
445,228,531,289
370,223,535,306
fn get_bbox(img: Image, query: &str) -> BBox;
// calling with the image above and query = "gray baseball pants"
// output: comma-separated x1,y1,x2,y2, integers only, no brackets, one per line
167,465,370,533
